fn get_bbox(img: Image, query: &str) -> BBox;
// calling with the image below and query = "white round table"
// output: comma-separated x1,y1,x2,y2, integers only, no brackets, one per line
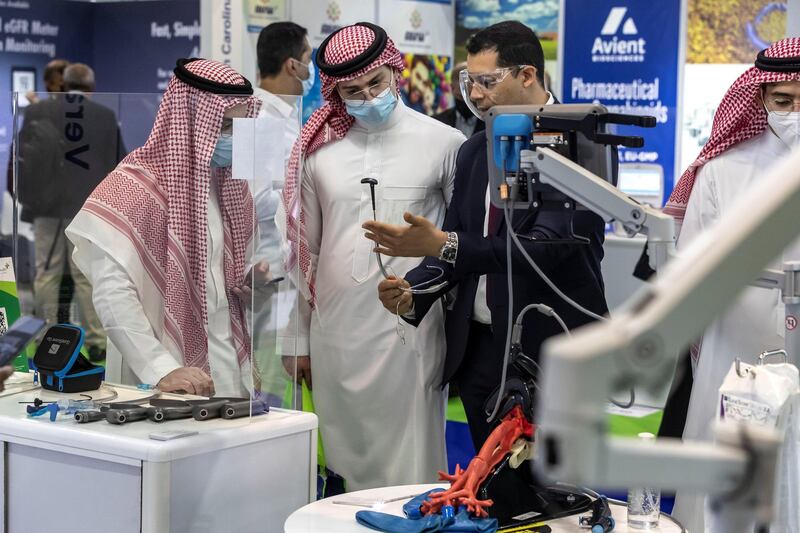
284,483,685,532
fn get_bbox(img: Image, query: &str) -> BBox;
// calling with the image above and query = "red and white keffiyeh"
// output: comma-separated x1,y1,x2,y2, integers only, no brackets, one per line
281,23,404,305
80,59,259,373
664,38,800,226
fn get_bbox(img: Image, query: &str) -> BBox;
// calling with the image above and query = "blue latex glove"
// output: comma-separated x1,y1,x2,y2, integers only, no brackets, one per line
360,489,498,533
356,509,498,533
355,510,450,533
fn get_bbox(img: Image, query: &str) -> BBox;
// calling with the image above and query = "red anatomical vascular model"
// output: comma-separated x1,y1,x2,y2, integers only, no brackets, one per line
421,405,534,518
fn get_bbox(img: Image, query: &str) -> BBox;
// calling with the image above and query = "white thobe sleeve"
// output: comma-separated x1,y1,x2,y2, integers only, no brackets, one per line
677,163,719,250
279,163,321,356
82,244,182,384
440,131,466,207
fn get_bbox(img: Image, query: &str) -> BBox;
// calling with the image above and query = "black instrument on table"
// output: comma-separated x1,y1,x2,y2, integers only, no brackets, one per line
221,398,270,419
149,405,194,422
106,405,150,425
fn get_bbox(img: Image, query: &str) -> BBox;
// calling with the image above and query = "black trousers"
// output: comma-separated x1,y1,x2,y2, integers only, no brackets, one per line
453,321,505,452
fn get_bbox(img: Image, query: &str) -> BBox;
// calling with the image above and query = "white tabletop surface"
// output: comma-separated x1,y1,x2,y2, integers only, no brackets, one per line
0,374,317,462
284,483,685,533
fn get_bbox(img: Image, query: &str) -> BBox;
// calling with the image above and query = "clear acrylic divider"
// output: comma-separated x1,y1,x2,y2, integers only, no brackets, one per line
9,90,305,423
237,93,304,417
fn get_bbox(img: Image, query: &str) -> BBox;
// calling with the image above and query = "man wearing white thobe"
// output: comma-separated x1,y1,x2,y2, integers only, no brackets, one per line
664,38,800,532
279,23,465,491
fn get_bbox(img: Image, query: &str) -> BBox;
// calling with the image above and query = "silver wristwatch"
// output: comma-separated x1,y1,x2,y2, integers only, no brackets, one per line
438,232,458,264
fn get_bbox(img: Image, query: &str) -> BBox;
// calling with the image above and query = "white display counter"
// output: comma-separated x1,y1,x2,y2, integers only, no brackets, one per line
284,483,685,533
0,375,317,533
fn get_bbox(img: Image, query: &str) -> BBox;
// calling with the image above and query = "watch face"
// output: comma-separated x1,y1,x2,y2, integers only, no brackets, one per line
442,246,456,261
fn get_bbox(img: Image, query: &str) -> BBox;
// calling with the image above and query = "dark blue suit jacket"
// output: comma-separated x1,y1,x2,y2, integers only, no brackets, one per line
404,131,608,387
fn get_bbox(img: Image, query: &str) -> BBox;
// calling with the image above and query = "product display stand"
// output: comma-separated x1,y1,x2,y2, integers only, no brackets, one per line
0,375,317,533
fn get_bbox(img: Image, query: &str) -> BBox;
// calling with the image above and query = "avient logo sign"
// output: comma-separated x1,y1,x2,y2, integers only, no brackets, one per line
592,7,645,63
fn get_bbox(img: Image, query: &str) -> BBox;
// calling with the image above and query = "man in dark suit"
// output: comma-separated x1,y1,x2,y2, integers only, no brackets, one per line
363,21,607,449
432,62,485,139
18,63,126,361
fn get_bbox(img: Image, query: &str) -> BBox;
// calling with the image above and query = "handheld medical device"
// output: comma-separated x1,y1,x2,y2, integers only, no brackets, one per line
0,315,46,367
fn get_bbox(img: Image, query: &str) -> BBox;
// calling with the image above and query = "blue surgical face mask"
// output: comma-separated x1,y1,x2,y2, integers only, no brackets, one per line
211,134,233,168
292,58,315,97
345,88,398,127
300,60,316,97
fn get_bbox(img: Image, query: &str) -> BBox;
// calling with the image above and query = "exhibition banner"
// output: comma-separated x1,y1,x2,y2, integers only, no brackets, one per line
202,0,256,82
680,0,785,170
0,0,94,189
688,0,784,64
378,0,453,56
291,0,376,48
241,0,286,86
246,0,286,33
93,0,200,93
200,0,456,120
455,0,558,63
560,0,685,202
0,258,27,371
379,0,455,115
290,0,455,120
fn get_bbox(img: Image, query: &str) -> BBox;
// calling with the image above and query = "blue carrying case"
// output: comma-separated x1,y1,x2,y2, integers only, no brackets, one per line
30,324,103,393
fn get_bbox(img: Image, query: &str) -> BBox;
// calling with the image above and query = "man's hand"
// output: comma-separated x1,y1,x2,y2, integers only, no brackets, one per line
157,367,216,397
378,276,413,315
232,261,272,305
0,366,14,393
363,212,448,258
282,355,312,389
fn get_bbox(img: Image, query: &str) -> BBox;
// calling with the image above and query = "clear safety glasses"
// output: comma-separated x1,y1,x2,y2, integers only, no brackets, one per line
458,65,527,118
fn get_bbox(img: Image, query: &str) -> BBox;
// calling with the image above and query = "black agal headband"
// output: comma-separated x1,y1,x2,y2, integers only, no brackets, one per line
755,49,800,73
173,58,253,95
316,22,388,77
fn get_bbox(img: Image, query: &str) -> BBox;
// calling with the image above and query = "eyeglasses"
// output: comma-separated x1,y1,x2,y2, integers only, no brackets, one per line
459,65,527,95
339,72,394,107
763,93,800,116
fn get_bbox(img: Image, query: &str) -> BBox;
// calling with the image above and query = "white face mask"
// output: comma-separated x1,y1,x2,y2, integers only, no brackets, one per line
767,111,800,147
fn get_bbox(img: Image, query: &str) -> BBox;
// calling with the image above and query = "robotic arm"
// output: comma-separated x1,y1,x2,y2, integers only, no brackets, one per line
536,146,800,532
486,104,674,271
484,104,790,531
525,147,675,271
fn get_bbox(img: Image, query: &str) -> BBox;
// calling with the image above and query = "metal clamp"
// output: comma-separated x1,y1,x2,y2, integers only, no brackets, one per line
758,348,788,365
735,358,754,379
